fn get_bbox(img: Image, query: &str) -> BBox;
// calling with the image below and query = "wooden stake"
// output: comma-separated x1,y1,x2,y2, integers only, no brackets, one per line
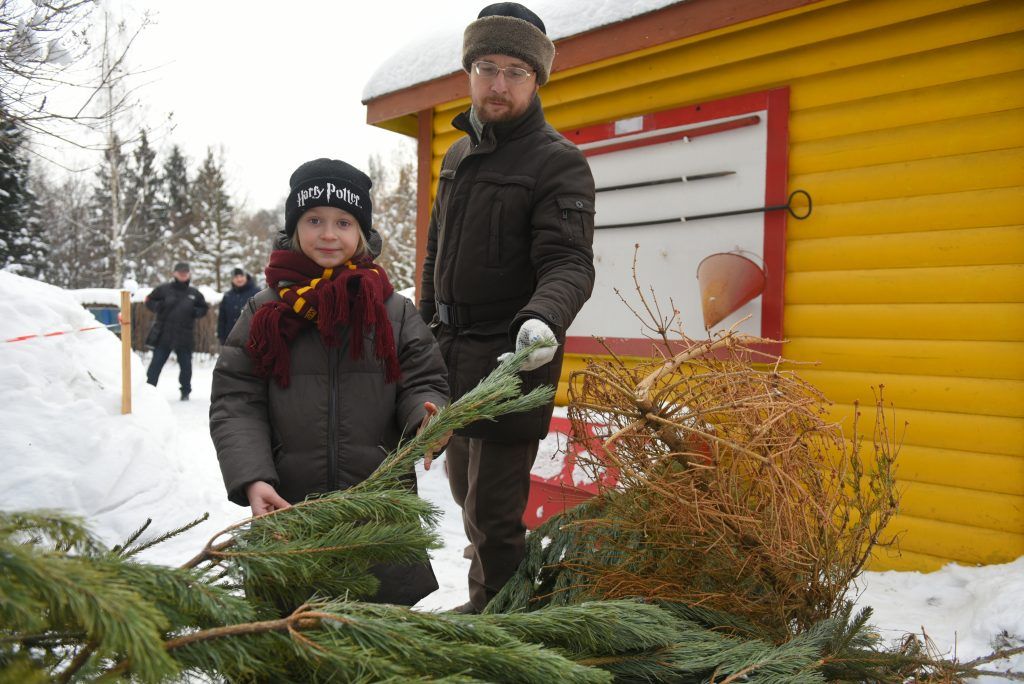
120,290,132,415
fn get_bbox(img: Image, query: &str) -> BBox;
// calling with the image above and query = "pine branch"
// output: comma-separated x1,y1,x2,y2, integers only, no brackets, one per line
0,531,178,682
359,340,555,490
183,341,554,577
5,339,1009,683
110,517,151,556
119,513,209,559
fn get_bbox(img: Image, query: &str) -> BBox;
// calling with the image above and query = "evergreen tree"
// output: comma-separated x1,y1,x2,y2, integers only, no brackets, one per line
123,128,165,286
159,144,192,283
85,132,129,287
0,102,46,278
191,148,238,290
369,152,417,291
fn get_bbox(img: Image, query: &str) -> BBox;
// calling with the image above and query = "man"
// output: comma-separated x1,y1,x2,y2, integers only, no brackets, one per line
145,261,209,400
419,2,596,613
217,267,259,345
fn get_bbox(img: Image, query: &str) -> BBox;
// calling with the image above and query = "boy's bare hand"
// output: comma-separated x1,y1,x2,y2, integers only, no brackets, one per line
418,401,452,471
246,480,291,516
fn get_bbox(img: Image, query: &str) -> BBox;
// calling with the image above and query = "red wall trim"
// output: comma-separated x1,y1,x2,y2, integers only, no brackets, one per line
414,109,432,304
365,0,821,125
577,115,761,157
563,87,791,359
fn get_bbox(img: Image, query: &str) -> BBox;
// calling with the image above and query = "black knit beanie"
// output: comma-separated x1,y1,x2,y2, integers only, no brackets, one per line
463,3,555,85
284,158,373,238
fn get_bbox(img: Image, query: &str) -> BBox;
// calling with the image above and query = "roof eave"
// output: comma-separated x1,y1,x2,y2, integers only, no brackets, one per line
364,0,825,130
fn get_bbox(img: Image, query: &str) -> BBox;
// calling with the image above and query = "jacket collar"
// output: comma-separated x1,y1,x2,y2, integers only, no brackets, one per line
453,94,546,150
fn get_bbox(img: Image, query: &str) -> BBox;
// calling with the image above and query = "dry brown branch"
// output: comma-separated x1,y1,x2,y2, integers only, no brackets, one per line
558,249,901,640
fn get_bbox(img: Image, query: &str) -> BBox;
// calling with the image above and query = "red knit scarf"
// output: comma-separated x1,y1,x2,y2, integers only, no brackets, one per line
247,250,400,388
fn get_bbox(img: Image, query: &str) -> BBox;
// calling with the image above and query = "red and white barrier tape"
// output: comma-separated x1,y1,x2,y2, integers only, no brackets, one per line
4,321,123,344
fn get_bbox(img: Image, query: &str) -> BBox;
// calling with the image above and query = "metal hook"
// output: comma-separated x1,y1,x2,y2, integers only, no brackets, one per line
595,189,814,230
682,189,813,222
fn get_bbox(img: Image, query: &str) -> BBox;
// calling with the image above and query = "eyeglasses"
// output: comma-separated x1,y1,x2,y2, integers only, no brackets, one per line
472,60,534,84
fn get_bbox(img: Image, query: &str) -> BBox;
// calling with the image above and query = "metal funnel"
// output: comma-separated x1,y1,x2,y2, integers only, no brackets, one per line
696,252,766,329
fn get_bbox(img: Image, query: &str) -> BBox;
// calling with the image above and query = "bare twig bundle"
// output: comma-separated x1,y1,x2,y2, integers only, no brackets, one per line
558,262,901,640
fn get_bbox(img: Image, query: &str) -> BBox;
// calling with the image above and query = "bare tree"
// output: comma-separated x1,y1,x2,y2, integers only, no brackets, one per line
32,171,96,288
234,206,281,284
368,148,417,290
1,1,155,162
0,0,93,121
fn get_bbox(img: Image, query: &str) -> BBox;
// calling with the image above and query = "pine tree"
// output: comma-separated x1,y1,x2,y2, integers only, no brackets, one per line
369,151,417,291
0,102,46,278
123,128,165,286
84,131,130,287
159,144,192,283
191,148,239,290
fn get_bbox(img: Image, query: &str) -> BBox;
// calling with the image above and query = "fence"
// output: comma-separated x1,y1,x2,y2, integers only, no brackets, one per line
129,302,221,354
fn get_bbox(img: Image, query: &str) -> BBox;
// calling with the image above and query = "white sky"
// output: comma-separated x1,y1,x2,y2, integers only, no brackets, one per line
34,0,680,215
38,0,486,212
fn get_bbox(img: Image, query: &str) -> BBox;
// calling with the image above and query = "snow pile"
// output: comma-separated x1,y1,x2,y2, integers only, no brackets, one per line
0,271,241,566
859,558,1024,680
363,0,681,100
532,429,569,480
0,271,1021,681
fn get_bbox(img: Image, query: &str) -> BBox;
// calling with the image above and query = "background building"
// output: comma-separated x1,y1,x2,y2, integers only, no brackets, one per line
364,0,1024,571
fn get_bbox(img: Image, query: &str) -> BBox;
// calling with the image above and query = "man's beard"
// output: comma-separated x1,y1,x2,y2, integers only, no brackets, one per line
476,96,525,123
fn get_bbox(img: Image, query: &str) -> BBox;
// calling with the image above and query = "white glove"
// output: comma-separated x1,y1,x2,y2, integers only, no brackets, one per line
497,318,557,371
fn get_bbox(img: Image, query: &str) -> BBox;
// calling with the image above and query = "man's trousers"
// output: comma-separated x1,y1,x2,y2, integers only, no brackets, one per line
146,344,193,394
445,435,539,611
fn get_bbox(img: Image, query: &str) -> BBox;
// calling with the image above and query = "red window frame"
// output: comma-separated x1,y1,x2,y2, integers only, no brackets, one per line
561,88,790,360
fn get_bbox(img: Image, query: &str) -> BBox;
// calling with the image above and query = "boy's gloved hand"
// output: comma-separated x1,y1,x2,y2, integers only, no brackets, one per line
497,318,557,372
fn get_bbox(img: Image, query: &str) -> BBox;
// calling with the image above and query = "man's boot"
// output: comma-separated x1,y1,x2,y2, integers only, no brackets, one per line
448,601,479,615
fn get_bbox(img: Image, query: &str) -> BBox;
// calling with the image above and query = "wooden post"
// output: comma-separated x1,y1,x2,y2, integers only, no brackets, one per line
120,290,132,415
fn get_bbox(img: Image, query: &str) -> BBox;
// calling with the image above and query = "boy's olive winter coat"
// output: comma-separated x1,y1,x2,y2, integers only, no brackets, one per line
210,287,449,605
419,95,596,442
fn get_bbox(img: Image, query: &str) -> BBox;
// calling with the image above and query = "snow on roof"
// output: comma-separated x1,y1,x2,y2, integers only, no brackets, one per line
363,0,684,101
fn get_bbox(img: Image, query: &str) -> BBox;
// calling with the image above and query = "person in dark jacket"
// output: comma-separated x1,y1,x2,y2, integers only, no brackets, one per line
217,267,259,345
418,3,596,613
210,158,451,607
145,261,209,400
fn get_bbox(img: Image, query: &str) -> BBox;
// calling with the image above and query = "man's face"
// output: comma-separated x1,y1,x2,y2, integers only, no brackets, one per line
231,273,247,287
469,53,538,124
173,269,189,283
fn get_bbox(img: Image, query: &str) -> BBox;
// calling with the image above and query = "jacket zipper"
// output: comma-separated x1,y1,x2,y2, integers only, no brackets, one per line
327,345,338,491
437,135,496,303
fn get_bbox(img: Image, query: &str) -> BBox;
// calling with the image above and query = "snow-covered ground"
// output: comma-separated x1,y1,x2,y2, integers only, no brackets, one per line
1,271,1021,681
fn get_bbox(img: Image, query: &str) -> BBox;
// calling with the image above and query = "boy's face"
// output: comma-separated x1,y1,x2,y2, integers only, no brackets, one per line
469,53,538,124
295,205,362,269
231,273,247,287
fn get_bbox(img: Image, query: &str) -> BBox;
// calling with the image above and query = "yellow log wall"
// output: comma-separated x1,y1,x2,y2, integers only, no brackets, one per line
426,0,1024,570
